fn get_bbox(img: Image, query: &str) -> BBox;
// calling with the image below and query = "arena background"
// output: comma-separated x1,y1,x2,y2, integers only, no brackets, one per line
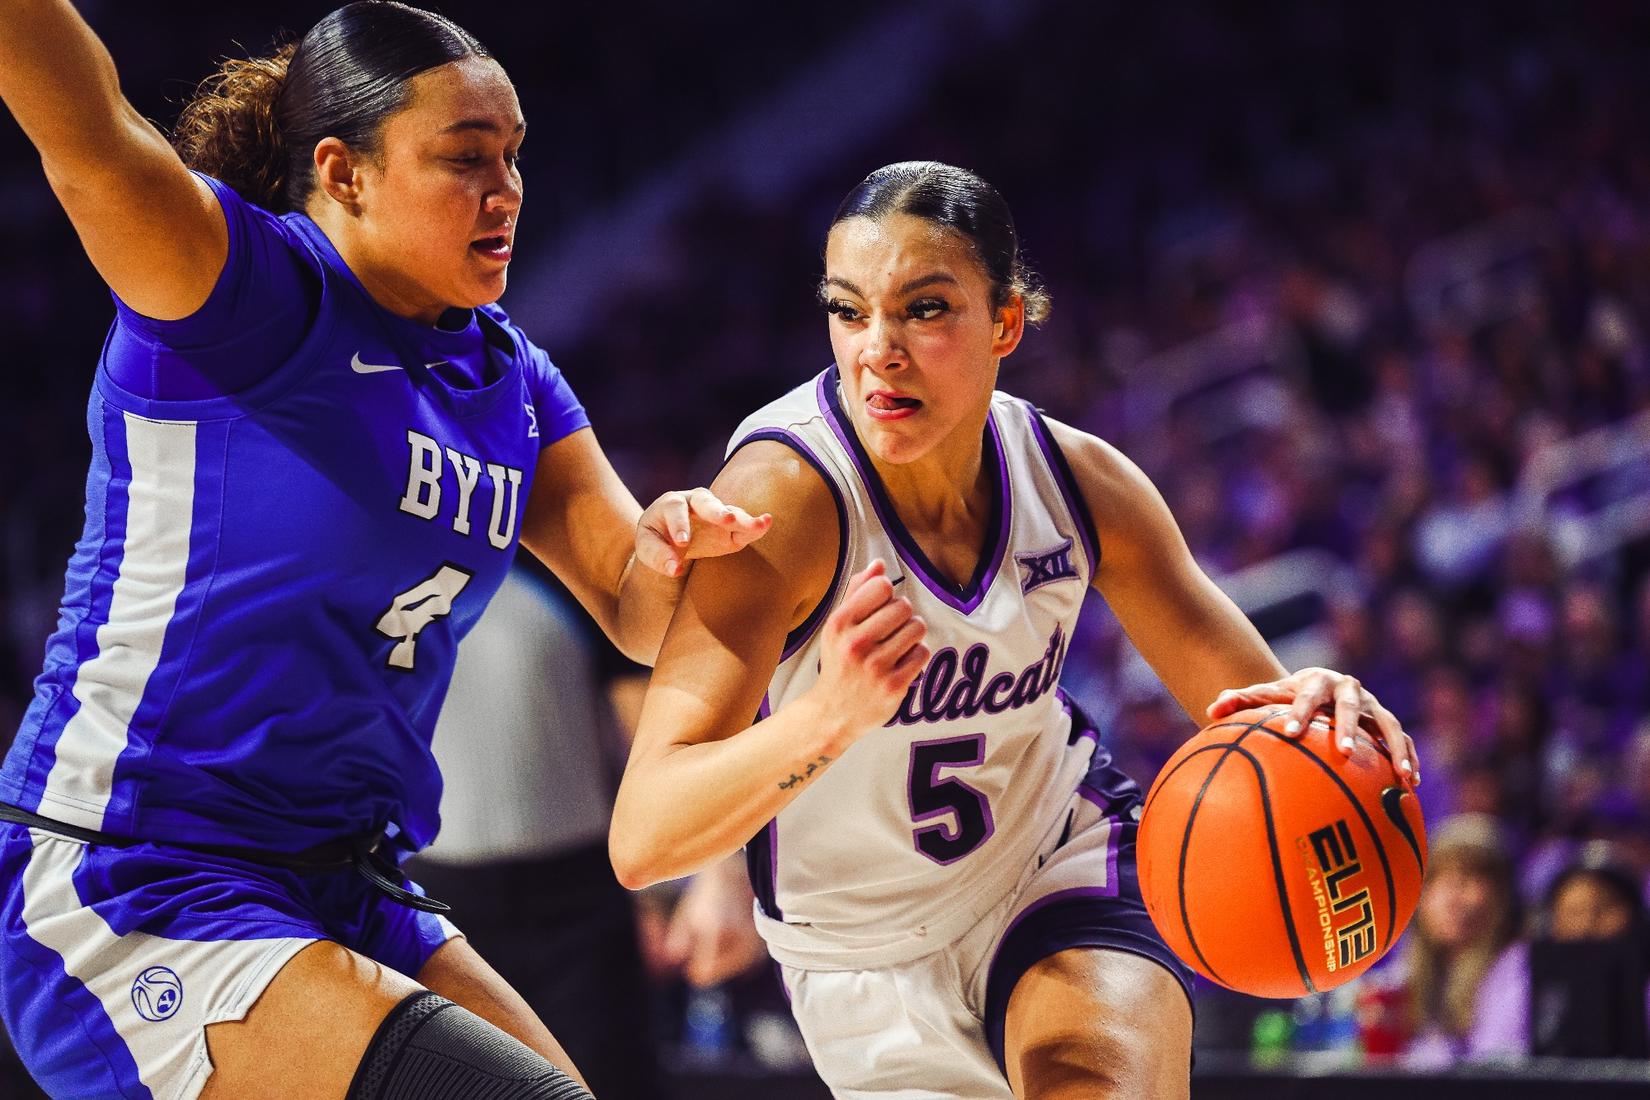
3,1,1650,1096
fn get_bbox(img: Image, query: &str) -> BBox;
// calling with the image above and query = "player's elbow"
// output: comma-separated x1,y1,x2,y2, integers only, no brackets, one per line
613,633,660,670
607,817,673,891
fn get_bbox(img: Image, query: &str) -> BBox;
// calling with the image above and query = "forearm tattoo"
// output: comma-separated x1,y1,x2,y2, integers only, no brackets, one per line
778,754,834,790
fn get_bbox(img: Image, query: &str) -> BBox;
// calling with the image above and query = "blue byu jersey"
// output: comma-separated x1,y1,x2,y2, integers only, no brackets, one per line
0,177,588,852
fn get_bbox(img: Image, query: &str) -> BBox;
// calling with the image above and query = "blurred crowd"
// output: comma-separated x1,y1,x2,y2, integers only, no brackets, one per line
4,0,1650,1085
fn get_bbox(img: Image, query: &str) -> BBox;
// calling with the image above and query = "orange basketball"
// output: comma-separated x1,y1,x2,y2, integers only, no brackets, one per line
1137,706,1427,998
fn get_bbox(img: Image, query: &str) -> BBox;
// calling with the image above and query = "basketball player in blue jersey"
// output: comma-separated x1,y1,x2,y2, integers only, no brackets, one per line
0,3,771,1097
611,162,1423,1098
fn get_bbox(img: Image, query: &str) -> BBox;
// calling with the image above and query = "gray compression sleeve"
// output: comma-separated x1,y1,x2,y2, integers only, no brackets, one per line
346,991,594,1100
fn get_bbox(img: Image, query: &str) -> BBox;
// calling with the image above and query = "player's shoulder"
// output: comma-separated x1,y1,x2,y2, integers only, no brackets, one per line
1031,409,1181,573
699,437,841,611
717,435,839,536
727,368,832,452
194,171,322,274
717,371,839,568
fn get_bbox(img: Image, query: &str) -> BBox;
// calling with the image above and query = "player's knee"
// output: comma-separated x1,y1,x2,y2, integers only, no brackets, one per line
1014,1025,1187,1100
347,991,592,1100
1006,952,1190,1100
1013,1033,1124,1100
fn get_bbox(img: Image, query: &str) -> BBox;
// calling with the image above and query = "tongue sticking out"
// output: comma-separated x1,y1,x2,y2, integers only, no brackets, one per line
868,394,921,411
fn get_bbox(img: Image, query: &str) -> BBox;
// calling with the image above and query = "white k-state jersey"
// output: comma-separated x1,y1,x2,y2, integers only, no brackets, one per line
729,366,1105,970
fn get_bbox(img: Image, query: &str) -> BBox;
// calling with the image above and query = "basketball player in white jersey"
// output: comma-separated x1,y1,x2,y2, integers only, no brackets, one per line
610,162,1421,1098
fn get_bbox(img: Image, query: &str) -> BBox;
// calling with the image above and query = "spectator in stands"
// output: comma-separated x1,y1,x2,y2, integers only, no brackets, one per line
1526,848,1650,1058
1393,814,1527,1066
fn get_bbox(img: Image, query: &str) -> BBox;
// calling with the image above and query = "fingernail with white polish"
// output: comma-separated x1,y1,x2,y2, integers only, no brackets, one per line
1285,720,1301,735
1340,738,1354,753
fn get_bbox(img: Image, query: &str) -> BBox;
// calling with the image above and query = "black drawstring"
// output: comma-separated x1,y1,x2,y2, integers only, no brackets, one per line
350,834,450,913
0,802,449,913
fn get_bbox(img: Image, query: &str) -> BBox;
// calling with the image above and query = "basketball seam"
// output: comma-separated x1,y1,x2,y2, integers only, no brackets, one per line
1256,729,1401,958
1173,744,1241,988
1142,715,1286,821
1172,709,1287,991
1226,743,1317,996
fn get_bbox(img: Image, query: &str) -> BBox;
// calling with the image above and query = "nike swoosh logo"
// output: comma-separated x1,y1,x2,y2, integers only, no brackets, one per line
350,353,454,376
351,353,403,374
1380,786,1425,869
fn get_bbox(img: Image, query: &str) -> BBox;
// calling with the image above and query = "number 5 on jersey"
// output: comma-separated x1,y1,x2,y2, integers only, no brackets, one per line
376,564,473,670
908,734,996,864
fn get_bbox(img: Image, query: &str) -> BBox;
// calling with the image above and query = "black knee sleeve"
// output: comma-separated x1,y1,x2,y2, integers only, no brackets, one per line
347,991,594,1100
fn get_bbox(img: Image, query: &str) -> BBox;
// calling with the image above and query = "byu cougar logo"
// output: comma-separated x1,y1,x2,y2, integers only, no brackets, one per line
131,966,182,1022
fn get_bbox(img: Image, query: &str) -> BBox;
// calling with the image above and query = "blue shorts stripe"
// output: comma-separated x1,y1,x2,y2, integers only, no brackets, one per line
0,823,458,1095
2,833,155,1099
5,929,154,1099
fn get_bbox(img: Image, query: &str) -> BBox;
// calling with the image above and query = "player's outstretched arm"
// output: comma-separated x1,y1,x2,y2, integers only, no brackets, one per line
0,0,226,319
1041,415,1284,720
609,441,928,889
1044,415,1420,784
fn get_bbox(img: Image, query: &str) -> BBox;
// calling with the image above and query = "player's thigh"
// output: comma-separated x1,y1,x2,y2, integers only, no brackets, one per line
200,939,418,1100
1003,946,1191,1100
415,935,576,1072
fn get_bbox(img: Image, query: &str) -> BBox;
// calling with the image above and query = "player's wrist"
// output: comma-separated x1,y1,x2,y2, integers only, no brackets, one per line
791,684,865,755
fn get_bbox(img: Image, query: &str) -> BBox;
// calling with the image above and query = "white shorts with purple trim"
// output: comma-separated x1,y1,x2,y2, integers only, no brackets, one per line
776,746,1195,1099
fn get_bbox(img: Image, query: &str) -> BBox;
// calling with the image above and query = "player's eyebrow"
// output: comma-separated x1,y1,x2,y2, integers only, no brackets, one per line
898,273,958,294
439,118,527,135
823,273,959,296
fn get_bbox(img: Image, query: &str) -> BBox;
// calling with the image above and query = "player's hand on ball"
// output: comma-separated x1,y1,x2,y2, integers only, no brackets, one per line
637,487,773,578
813,559,929,739
1206,667,1419,788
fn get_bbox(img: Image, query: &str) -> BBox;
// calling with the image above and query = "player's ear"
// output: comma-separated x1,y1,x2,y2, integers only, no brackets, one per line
312,136,364,215
991,294,1025,358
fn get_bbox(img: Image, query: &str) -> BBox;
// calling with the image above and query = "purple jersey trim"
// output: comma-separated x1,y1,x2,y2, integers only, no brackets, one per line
980,774,1195,1077
725,429,848,662
1067,693,1146,816
815,367,1011,615
1024,404,1100,582
745,695,783,920
1058,688,1099,748
982,893,1196,1075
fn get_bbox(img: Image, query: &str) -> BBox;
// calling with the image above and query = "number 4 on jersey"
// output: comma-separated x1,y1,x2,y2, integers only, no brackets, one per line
376,564,473,670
